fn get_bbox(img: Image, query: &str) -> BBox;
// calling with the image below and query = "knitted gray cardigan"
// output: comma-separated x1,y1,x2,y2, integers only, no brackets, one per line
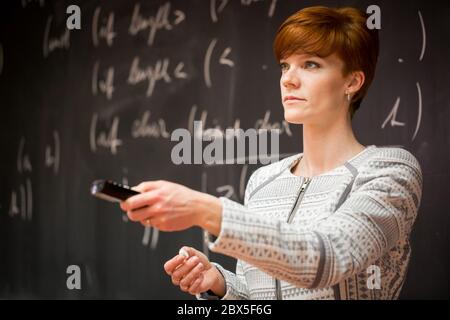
200,145,422,300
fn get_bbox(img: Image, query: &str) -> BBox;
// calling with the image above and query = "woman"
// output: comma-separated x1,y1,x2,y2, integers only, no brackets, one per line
120,6,423,300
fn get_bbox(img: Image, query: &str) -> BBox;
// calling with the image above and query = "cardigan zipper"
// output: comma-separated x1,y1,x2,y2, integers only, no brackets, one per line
276,177,311,300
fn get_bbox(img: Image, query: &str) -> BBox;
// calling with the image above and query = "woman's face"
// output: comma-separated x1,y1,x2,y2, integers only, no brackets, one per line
279,52,352,126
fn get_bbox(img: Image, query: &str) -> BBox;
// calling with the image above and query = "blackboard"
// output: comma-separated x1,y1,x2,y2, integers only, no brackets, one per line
0,0,449,299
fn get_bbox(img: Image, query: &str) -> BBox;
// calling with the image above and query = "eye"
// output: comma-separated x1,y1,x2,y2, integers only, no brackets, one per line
279,62,289,72
304,61,320,69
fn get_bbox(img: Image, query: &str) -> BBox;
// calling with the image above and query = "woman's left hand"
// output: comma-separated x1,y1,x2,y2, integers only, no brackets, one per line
119,180,217,232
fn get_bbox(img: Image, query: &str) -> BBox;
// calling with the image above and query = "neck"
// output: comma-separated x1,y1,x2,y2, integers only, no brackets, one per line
299,116,365,177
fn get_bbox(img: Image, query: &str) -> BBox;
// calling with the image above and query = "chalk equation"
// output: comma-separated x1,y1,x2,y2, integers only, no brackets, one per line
90,113,122,155
128,2,185,46
92,61,115,100
45,130,60,175
210,0,278,23
92,6,116,47
8,138,34,221
8,179,33,222
381,10,425,141
127,56,188,97
43,15,71,58
203,38,234,88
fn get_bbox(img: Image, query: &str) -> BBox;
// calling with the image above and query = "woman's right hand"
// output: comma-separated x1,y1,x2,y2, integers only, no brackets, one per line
163,246,225,297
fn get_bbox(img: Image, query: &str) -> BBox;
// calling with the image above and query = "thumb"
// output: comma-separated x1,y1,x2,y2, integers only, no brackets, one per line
179,246,197,258
131,184,145,193
180,247,211,268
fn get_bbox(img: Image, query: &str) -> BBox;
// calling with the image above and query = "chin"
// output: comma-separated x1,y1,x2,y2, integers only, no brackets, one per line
283,109,306,124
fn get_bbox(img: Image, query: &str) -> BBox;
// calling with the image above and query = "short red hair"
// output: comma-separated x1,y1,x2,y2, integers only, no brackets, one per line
273,6,379,119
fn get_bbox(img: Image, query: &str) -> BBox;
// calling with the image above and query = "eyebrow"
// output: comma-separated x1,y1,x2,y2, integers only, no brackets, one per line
280,53,322,61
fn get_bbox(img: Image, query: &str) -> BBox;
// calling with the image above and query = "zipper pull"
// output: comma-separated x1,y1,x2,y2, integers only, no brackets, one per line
301,177,311,190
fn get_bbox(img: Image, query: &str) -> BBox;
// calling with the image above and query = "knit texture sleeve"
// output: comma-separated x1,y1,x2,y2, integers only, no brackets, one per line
208,148,423,289
197,168,262,300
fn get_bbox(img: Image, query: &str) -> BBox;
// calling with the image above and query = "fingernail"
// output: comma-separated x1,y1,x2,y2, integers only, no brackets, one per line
179,248,189,258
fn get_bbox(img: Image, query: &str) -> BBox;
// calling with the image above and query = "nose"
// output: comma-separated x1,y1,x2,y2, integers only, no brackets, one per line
281,68,300,89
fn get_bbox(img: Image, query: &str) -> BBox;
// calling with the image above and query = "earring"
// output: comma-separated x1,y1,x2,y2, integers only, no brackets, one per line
346,93,351,102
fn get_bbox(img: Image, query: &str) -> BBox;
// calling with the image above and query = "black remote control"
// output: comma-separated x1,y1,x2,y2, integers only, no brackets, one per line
91,180,140,203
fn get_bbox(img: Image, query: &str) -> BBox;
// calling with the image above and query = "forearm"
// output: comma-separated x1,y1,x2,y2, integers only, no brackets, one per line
208,263,250,300
210,266,226,297
192,193,251,299
191,193,323,287
192,191,223,237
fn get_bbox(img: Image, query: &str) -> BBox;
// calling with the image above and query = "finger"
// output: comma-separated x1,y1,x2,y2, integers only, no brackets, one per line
180,246,194,258
188,275,204,295
180,263,204,288
179,247,190,259
127,203,163,223
131,184,146,193
179,281,192,293
122,190,161,212
140,218,152,228
187,276,202,295
127,206,152,222
133,180,164,193
147,214,173,230
181,246,210,268
164,255,187,276
171,256,199,285
172,247,190,271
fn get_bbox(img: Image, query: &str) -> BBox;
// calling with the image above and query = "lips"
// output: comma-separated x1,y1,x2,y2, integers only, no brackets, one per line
284,96,306,102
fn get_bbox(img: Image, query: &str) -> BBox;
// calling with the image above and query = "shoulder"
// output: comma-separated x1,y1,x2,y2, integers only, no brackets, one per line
354,146,423,208
359,145,422,179
353,146,424,235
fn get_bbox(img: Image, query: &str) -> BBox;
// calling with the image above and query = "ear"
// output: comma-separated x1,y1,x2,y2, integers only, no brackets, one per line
346,71,365,95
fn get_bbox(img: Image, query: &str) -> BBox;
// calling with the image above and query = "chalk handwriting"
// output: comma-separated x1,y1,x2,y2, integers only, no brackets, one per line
210,0,277,22
204,39,234,88
92,61,115,100
17,138,32,173
92,6,116,47
43,15,70,58
418,10,426,61
382,97,405,129
131,110,170,139
142,226,159,250
45,130,60,175
127,56,187,97
8,179,33,221
128,2,185,46
121,174,130,222
90,113,122,155
201,165,249,202
413,82,422,141
188,105,292,141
